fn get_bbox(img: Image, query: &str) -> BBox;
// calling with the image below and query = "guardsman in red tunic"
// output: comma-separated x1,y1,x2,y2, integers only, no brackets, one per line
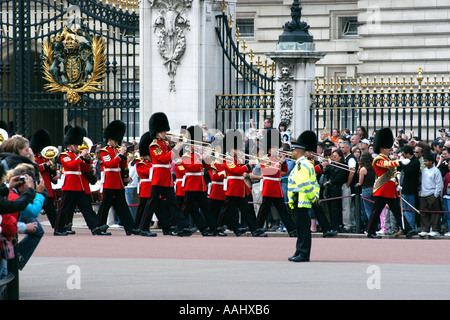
208,156,227,236
54,126,108,236
133,132,157,237
217,130,267,237
97,120,138,236
174,157,186,209
366,128,413,239
137,112,192,237
181,125,215,236
256,130,297,236
30,129,60,229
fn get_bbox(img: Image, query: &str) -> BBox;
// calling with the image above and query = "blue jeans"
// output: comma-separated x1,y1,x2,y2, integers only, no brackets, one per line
443,195,450,230
18,216,44,270
361,187,374,224
125,187,138,221
402,193,416,230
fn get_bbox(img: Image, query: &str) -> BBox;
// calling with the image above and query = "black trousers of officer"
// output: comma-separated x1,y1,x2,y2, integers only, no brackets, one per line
256,196,296,232
139,185,190,232
182,191,214,232
366,196,411,235
219,195,259,233
292,202,312,261
55,191,100,233
98,188,135,232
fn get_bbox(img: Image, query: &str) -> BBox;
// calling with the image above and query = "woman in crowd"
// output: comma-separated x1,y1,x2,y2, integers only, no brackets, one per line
322,149,347,232
357,151,376,227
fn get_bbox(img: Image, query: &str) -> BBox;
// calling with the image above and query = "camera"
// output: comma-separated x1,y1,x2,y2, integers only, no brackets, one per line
18,175,26,184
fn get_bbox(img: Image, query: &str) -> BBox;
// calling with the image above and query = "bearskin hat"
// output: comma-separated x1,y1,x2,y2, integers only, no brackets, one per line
373,127,394,154
30,129,52,154
64,126,85,145
291,130,317,152
139,131,152,157
149,112,170,139
104,120,126,143
222,129,245,152
261,128,282,154
186,125,204,145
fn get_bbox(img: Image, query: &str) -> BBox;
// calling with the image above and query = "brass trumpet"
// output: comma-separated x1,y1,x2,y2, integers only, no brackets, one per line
0,128,8,146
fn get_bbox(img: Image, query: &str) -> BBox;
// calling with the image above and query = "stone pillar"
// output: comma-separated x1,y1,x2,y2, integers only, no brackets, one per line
266,0,325,138
139,0,235,135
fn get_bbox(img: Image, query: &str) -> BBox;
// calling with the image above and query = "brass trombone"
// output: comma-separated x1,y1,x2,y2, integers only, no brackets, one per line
278,149,355,173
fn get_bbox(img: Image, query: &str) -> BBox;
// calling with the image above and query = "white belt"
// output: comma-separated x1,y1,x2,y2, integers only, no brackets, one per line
185,172,204,176
263,177,281,181
224,176,244,191
149,164,171,181
64,171,82,175
140,179,152,182
260,177,281,192
211,181,224,185
208,181,224,195
153,164,171,168
104,168,121,172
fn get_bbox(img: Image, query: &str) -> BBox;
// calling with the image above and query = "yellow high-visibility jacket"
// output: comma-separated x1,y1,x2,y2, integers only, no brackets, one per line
287,156,319,209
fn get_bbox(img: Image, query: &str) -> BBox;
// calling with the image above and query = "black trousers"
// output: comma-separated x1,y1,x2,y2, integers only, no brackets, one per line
311,203,332,234
219,195,259,233
98,188,135,232
138,185,189,232
43,196,57,229
366,196,411,235
210,198,225,230
55,191,100,233
256,196,296,232
135,196,172,231
183,191,214,232
293,206,312,261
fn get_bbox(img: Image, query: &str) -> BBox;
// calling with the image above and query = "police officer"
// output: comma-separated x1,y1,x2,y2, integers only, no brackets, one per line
287,131,320,262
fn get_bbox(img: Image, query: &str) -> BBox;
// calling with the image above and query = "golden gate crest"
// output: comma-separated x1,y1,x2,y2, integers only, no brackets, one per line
41,14,105,104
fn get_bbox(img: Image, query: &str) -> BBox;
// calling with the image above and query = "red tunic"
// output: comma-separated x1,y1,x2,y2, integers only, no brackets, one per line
35,155,54,198
135,158,152,198
149,138,177,187
181,151,210,192
174,160,185,197
100,145,127,190
372,153,400,198
222,158,252,198
260,155,286,198
208,162,226,201
60,151,92,194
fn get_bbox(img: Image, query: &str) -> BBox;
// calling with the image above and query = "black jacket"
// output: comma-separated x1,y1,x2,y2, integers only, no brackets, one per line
401,156,420,195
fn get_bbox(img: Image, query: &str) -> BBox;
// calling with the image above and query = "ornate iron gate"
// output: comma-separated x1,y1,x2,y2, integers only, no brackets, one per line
0,0,139,147
215,8,275,132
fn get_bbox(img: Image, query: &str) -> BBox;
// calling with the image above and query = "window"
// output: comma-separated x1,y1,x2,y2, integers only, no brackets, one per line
236,19,254,38
340,17,359,37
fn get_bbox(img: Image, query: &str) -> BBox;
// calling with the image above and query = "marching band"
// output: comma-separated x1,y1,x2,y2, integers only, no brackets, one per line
0,112,424,263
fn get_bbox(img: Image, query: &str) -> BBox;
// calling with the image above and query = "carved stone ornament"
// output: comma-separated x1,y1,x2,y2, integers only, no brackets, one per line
280,82,294,125
279,62,294,80
151,0,192,92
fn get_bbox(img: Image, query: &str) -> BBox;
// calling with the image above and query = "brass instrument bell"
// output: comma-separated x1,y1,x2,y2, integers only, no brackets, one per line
41,146,59,160
0,128,8,146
